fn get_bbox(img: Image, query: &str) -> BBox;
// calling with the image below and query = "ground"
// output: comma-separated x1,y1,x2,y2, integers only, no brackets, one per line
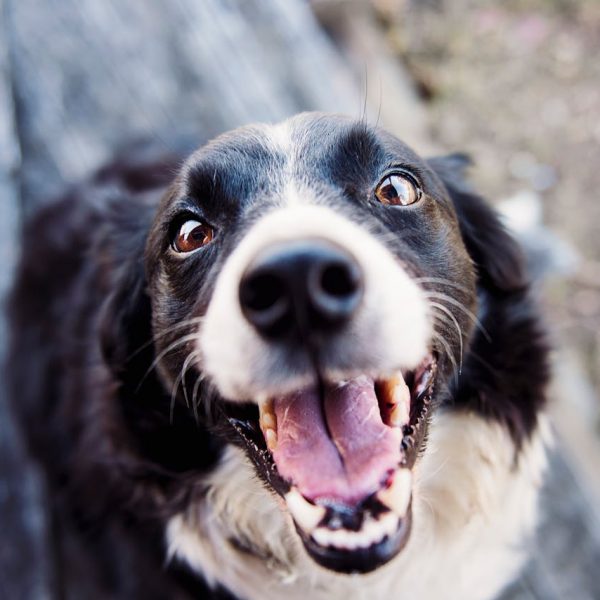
391,0,600,418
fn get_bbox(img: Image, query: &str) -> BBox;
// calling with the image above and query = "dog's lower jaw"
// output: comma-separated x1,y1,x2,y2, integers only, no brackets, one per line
166,412,550,600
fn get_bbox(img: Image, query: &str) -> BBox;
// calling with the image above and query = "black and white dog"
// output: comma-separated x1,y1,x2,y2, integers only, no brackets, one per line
8,113,549,599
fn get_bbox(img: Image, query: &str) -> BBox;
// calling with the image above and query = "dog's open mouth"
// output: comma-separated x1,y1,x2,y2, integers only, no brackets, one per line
224,353,437,573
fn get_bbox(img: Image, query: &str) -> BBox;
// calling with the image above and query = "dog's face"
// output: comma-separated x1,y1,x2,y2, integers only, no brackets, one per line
145,113,477,573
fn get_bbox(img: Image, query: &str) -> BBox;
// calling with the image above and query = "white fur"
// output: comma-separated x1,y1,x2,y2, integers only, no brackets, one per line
266,119,294,160
167,412,550,600
199,202,431,401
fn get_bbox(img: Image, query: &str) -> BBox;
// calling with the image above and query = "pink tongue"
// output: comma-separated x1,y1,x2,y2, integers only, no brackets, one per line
272,376,402,505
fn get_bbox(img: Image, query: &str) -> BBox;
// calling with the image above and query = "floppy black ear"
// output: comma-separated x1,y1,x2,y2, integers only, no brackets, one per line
428,155,549,443
427,154,526,293
98,201,153,375
94,146,184,372
99,259,150,375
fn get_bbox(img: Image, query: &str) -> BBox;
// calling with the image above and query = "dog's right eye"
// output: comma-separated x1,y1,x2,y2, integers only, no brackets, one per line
172,219,214,253
375,173,421,207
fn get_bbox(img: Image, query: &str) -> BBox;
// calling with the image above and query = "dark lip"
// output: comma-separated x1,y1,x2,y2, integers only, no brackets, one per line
222,355,437,570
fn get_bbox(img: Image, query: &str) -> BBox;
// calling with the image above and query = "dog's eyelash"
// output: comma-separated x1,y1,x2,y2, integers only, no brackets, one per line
168,210,204,233
382,166,423,189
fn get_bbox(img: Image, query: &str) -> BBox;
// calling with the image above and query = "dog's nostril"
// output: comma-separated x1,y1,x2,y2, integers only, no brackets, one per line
310,259,362,325
241,273,285,312
239,270,291,336
319,262,360,299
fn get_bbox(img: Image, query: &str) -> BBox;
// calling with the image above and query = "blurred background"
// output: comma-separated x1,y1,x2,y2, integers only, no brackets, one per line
1,0,599,598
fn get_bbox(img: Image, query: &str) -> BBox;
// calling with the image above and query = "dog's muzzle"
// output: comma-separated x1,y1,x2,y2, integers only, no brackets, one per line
198,204,433,573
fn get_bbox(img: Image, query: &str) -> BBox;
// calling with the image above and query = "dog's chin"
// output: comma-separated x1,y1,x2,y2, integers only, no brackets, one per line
221,353,437,574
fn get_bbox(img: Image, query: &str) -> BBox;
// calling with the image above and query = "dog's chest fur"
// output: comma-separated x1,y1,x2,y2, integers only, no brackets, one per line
167,412,549,600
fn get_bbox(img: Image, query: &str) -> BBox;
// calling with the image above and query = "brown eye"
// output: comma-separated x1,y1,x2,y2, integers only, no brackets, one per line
172,219,214,253
375,173,421,206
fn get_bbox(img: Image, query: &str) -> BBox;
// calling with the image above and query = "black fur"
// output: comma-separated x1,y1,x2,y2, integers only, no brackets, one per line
428,155,548,441
7,115,548,597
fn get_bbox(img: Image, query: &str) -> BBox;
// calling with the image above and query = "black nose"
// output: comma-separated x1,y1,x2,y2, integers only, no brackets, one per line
239,241,363,339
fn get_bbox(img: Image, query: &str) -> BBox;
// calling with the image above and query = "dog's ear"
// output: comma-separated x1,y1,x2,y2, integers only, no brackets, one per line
427,154,526,293
98,201,153,375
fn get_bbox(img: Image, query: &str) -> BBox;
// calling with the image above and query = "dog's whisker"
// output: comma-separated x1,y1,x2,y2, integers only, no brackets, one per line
436,315,462,375
361,64,368,124
415,277,472,294
417,457,450,486
418,493,437,521
180,350,201,409
424,292,491,342
430,302,464,373
136,333,199,393
170,348,202,424
191,372,206,424
431,331,459,386
375,74,383,129
126,316,205,362
431,312,454,337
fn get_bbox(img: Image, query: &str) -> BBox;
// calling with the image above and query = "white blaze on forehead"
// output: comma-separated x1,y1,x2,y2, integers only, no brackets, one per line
264,120,308,208
266,119,294,155
199,201,431,401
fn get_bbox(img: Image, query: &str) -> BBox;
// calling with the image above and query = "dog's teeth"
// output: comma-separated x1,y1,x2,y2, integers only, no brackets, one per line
389,401,409,428
264,427,278,451
258,398,275,426
311,512,400,551
285,488,326,533
376,469,412,518
258,398,278,449
379,374,411,428
261,411,276,431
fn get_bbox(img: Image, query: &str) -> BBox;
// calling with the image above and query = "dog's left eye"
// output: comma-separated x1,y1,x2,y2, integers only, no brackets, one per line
172,219,214,253
375,174,421,206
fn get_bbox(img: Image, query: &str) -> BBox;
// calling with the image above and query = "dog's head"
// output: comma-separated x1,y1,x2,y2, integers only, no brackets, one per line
140,113,518,574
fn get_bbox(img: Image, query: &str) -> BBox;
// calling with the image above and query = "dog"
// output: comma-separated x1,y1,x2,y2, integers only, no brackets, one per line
8,113,550,600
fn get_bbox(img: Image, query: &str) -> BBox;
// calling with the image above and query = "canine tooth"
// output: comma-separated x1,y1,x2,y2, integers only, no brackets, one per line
312,528,330,547
380,512,399,537
258,398,278,448
258,398,275,426
265,428,278,451
261,411,276,431
379,375,411,427
285,488,326,533
377,469,412,518
389,401,409,428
